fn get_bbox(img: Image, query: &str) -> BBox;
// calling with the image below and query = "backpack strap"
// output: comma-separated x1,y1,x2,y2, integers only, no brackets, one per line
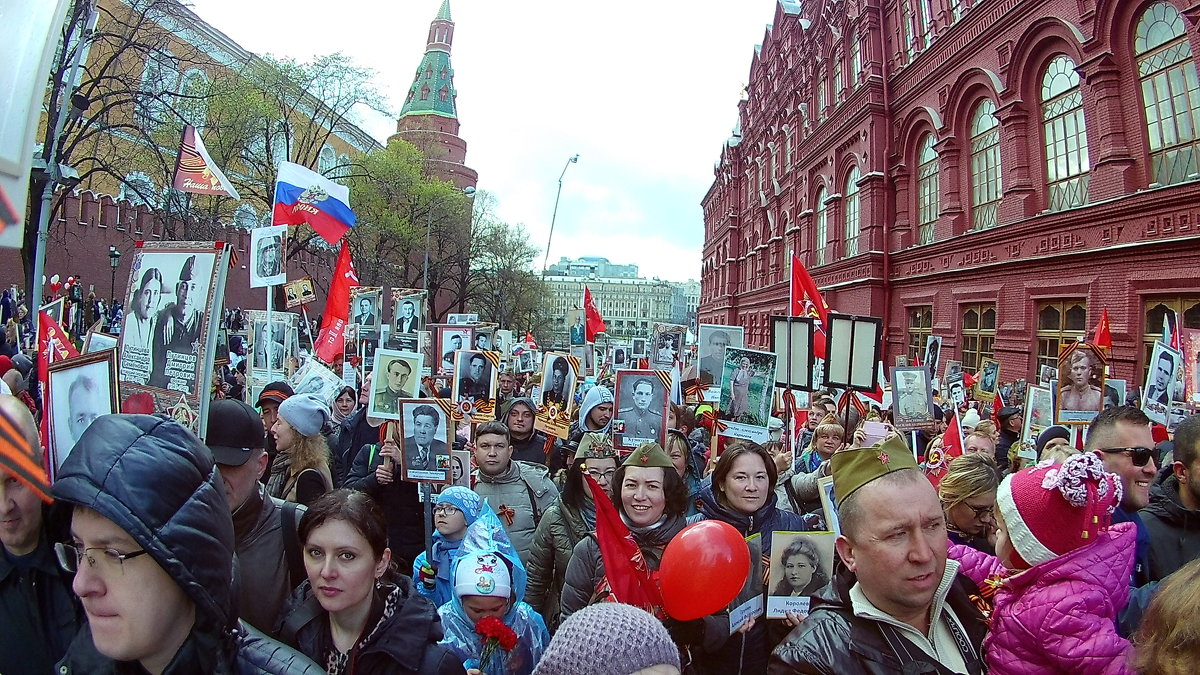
278,593,324,647
523,478,544,523
281,501,305,590
783,475,801,514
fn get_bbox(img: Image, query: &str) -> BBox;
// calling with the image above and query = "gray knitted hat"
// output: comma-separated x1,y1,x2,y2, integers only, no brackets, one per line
532,603,681,675
278,393,330,436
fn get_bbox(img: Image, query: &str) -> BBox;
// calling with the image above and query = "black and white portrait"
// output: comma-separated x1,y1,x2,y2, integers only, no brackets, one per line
891,366,934,432
540,353,577,409
249,225,286,288
766,532,836,618
48,351,118,477
631,338,648,359
436,326,474,374
452,350,496,405
651,323,686,368
613,370,668,450
474,329,493,352
352,292,379,328
399,400,451,483
393,293,423,334
975,359,1000,401
699,324,744,387
367,349,423,420
518,351,535,373
289,360,346,406
1143,342,1183,425
1056,343,1106,425
251,320,288,373
923,336,942,380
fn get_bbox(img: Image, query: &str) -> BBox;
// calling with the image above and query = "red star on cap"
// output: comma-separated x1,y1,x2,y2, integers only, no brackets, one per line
878,451,890,464
640,453,649,463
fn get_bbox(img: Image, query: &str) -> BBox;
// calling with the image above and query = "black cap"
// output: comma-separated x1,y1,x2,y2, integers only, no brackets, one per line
206,399,265,466
256,381,294,408
998,406,1022,423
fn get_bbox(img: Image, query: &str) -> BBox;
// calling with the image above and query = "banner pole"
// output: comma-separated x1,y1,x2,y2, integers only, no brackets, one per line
265,285,273,384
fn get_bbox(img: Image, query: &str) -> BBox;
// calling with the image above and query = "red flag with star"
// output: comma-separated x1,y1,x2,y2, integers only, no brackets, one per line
314,241,358,363
790,252,829,359
926,410,966,489
584,286,607,343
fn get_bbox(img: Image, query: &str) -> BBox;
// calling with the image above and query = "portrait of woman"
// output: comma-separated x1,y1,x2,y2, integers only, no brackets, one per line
770,536,829,597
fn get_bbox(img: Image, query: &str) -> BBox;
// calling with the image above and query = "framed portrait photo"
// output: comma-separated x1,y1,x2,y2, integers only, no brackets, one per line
248,225,286,288
650,323,686,368
535,352,579,439
451,349,499,422
40,297,65,328
397,400,452,483
289,359,346,406
698,324,744,389
283,277,316,309
719,346,778,442
1143,341,1184,425
83,331,118,354
367,349,424,421
890,366,935,432
350,287,383,340
1055,343,1107,425
766,531,836,618
613,369,670,450
392,291,425,335
47,350,119,479
974,359,1001,402
923,336,943,380
432,324,475,375
631,337,648,359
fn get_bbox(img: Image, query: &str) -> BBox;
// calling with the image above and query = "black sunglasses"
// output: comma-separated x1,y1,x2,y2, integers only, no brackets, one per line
1098,447,1155,467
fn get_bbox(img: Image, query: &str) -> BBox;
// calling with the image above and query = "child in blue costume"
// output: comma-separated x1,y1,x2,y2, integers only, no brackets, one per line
438,507,550,675
413,486,483,607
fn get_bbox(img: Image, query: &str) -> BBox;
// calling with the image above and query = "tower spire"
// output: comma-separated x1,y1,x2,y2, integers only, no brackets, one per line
399,1,457,118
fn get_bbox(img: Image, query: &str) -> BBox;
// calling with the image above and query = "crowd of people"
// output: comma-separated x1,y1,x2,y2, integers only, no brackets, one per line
3,310,1200,674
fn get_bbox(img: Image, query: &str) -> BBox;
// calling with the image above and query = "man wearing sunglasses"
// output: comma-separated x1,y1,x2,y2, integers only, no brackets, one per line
1086,406,1157,588
51,414,320,674
1140,414,1200,584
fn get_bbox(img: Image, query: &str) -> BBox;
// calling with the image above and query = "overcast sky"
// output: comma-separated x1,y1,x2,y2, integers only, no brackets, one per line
190,0,779,282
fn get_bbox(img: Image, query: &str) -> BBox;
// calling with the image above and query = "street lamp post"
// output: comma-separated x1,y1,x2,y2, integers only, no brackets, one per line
107,245,121,328
541,154,579,278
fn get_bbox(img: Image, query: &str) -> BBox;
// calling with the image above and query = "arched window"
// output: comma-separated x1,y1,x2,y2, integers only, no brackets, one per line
815,187,829,265
1135,1,1200,186
177,69,209,128
833,51,844,99
1042,55,1090,210
850,31,863,84
270,121,289,166
336,153,352,182
844,168,861,257
318,145,337,176
970,99,1002,229
136,49,178,129
917,133,940,244
817,78,828,121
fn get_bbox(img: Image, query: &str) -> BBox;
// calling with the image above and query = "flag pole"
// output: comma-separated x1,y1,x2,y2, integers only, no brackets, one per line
265,285,273,384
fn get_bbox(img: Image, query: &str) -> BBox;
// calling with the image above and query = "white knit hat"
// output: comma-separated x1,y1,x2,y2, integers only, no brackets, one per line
455,552,512,599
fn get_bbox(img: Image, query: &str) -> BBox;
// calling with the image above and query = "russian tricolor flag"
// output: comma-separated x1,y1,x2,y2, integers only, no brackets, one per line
272,161,356,244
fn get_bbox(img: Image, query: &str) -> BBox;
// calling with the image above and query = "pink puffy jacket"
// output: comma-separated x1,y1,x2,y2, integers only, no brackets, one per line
950,521,1137,675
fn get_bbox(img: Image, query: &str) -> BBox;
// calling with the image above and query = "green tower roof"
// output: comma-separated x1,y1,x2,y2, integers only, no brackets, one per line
399,1,457,119
437,0,451,20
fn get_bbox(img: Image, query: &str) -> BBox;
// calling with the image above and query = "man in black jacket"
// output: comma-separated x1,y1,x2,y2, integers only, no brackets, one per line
504,397,568,474
52,414,320,674
1140,414,1200,583
770,435,988,674
344,435,425,573
0,397,83,673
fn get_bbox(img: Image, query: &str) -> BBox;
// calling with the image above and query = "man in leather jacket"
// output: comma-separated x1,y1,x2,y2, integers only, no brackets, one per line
770,435,989,674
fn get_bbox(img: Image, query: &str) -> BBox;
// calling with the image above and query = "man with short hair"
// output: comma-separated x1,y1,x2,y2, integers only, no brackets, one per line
64,374,105,451
617,377,663,445
1086,406,1157,586
504,397,563,468
470,420,559,564
206,398,304,637
404,404,446,471
994,406,1022,472
256,381,293,484
1058,349,1102,412
1145,350,1175,407
699,330,731,385
569,384,614,444
497,372,517,408
53,414,319,673
374,359,412,415
149,256,203,389
1139,414,1200,583
354,296,375,326
771,436,988,673
0,396,83,672
395,299,419,333
457,353,490,402
964,431,996,458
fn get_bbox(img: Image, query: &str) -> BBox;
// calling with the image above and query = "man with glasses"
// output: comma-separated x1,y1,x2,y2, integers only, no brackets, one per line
1140,414,1200,583
0,396,83,672
1086,406,1157,589
51,413,319,673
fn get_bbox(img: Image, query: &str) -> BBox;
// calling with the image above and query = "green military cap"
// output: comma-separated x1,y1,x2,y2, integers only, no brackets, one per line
622,442,673,469
831,433,918,504
578,432,616,460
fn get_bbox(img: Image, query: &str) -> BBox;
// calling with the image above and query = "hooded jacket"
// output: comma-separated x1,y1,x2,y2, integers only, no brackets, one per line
51,414,321,675
472,459,559,566
568,386,613,442
1139,466,1200,583
950,522,1137,675
505,398,566,471
525,496,593,628
281,575,462,675
438,509,550,675
696,480,814,675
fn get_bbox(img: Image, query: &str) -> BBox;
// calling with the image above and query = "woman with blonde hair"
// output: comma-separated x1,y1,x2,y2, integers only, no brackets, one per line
1134,557,1200,674
776,414,844,516
938,452,1000,554
267,393,334,505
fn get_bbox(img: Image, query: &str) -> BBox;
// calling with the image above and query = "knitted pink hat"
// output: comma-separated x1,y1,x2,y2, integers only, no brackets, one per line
996,452,1122,570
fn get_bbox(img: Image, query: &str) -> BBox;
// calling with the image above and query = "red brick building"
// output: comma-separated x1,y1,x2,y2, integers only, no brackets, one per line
700,0,1200,387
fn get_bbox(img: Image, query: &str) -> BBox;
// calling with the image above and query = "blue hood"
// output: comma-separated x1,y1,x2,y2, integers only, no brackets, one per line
447,502,528,620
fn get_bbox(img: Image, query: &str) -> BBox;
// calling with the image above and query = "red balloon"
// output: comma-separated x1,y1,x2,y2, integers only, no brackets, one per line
659,520,750,621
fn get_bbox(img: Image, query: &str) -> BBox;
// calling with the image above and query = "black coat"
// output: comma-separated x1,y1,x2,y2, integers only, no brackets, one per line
1139,466,1200,583
282,578,464,675
0,531,83,673
769,564,988,675
331,409,378,487
51,414,322,675
344,441,425,568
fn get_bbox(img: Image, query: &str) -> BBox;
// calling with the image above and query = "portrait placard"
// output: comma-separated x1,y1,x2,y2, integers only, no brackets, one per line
392,291,425,335
246,310,297,377
1182,328,1200,403
535,352,579,439
944,360,963,382
923,336,943,379
1055,343,1107,425
1023,384,1055,448
1143,340,1183,425
350,287,382,340
1038,364,1057,386
451,350,499,423
289,359,346,406
472,328,495,352
449,448,472,487
771,316,815,391
493,330,513,359
47,350,118,479
766,532,836,619
116,241,228,437
1167,402,1193,433
974,359,1001,402
1104,379,1127,409
517,350,536,373
367,349,424,421
40,297,64,328
818,475,840,535
823,314,882,391
249,225,286,288
650,323,686,368
432,324,475,375
890,366,935,432
570,345,591,376
447,313,479,326
698,324,744,390
613,370,670,450
83,331,118,354
719,346,778,442
283,277,316,309
611,343,630,369
398,400,452,483
567,308,586,346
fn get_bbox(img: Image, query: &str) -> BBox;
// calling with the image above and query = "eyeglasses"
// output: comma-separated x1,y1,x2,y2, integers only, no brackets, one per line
585,469,616,480
55,542,149,574
433,505,461,516
964,503,994,520
1099,447,1155,467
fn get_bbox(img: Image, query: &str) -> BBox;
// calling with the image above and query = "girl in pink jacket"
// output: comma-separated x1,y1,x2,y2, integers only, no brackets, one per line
950,452,1138,674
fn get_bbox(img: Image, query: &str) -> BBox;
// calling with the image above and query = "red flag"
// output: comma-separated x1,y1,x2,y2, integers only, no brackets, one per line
38,311,80,465
584,286,607,343
991,389,1007,428
790,253,829,358
523,331,540,350
1093,308,1112,353
926,411,965,488
585,474,663,611
314,242,358,363
1163,310,1181,351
